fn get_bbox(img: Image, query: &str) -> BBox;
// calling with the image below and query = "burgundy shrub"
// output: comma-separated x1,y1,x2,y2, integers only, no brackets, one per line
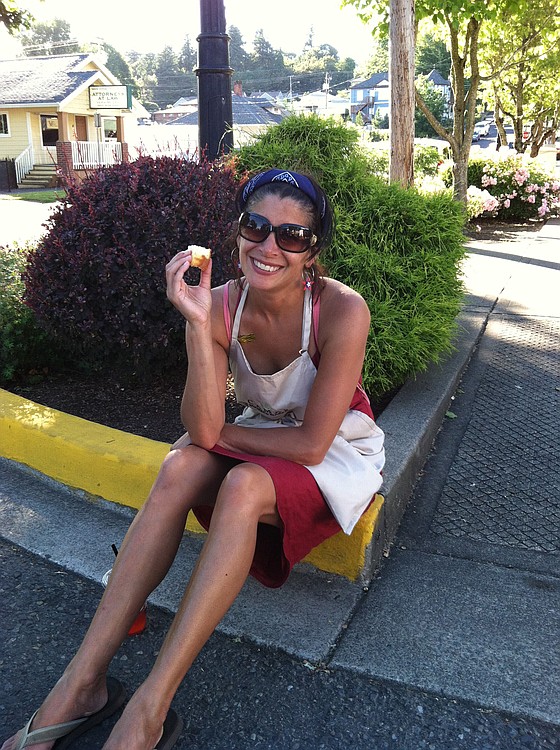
24,155,240,374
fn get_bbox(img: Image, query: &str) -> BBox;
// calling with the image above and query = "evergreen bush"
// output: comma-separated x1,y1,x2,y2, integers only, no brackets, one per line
23,155,240,375
231,114,466,397
0,243,66,383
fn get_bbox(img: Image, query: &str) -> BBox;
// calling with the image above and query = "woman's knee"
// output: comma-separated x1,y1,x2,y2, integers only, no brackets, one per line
155,445,204,487
215,463,277,522
147,445,221,509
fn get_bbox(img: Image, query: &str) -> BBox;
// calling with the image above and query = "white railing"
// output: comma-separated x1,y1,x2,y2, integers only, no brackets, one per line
15,145,34,184
71,140,123,169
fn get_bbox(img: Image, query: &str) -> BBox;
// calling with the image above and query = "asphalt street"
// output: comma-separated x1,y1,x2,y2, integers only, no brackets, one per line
1,539,558,750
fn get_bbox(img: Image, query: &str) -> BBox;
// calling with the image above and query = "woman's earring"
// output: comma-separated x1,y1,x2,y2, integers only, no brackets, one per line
231,247,242,270
302,267,314,290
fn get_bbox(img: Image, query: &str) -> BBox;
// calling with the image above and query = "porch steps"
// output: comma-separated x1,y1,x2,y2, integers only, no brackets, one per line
18,163,58,190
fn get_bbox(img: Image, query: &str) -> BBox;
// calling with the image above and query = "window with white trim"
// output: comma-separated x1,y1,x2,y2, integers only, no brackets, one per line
0,113,9,136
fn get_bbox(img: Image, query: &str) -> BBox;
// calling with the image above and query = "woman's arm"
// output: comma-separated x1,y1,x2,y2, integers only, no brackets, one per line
166,250,229,449
216,281,371,465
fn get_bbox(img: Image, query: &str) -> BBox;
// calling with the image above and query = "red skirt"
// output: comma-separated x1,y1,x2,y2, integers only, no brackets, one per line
192,392,376,588
191,446,341,588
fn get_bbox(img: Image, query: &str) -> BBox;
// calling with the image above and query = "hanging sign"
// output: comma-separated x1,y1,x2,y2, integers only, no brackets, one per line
89,85,132,110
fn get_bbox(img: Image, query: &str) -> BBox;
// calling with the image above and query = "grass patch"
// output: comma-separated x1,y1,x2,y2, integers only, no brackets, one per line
0,189,64,204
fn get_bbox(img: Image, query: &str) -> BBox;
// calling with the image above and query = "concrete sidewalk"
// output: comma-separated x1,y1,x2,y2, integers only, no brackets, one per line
1,216,559,746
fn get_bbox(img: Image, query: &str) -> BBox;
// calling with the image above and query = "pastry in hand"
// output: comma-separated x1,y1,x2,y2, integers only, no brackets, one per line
188,245,211,270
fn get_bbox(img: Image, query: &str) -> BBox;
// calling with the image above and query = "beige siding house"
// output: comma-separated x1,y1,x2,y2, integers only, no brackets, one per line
0,53,148,188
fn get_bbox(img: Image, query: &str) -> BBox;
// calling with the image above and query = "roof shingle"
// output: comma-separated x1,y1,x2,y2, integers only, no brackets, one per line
0,54,98,106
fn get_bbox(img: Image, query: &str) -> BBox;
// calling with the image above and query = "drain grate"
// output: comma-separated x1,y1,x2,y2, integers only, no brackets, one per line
430,315,560,553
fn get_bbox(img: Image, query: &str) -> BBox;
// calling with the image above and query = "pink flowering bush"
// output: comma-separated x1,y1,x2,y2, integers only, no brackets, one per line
468,156,560,220
466,186,500,220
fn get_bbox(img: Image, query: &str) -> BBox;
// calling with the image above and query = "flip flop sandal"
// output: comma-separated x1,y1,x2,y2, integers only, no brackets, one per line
154,709,183,750
14,675,126,750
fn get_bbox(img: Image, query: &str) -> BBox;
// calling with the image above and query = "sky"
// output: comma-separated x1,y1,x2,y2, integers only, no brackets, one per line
1,0,377,65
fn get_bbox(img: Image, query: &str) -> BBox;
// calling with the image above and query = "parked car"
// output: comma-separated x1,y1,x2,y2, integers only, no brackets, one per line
474,122,491,137
472,130,481,142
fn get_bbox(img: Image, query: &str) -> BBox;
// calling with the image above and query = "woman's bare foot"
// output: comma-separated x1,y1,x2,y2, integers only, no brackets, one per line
102,686,169,750
0,672,110,750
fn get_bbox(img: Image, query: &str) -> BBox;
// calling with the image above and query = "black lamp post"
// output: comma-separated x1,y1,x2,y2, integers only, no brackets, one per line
196,0,234,159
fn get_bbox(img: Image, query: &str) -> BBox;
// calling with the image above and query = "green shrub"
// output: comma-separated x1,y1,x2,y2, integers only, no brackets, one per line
414,145,442,178
0,243,65,384
467,159,486,189
23,155,240,376
368,129,390,143
364,147,390,178
231,114,466,397
439,161,453,188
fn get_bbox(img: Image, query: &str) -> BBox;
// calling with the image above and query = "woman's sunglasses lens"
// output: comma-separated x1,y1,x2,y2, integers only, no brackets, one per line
278,227,308,252
241,214,269,242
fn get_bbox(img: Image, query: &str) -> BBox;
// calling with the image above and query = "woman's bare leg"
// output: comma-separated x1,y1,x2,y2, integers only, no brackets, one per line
101,462,279,750
1,446,233,750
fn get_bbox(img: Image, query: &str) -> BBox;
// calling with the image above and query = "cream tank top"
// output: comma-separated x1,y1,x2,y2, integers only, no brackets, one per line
229,283,385,535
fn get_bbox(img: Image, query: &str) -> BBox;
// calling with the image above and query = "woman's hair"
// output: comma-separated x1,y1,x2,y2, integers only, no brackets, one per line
231,169,334,290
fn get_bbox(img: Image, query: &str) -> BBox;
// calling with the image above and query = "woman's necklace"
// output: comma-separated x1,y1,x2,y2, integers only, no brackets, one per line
238,332,256,344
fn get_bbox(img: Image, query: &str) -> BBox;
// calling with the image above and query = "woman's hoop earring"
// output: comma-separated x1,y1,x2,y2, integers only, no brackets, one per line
231,246,241,270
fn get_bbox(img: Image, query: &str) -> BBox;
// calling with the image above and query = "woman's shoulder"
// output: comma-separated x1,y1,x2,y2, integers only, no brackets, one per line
319,277,370,317
316,278,370,348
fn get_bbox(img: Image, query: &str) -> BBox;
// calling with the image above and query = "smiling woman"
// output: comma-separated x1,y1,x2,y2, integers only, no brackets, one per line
2,168,385,750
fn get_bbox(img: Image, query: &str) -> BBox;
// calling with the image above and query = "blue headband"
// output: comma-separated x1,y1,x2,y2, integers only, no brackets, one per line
241,169,327,220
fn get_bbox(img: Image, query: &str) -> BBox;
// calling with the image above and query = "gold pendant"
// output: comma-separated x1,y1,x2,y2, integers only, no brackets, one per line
237,333,256,344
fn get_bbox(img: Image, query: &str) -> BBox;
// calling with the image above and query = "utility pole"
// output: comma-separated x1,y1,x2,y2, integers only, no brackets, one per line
323,72,332,111
389,0,415,186
196,0,234,159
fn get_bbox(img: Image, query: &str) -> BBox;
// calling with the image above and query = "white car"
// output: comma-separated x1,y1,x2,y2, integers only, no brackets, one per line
474,122,491,137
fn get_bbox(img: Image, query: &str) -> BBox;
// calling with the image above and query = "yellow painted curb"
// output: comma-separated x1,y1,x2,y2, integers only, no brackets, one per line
0,388,383,580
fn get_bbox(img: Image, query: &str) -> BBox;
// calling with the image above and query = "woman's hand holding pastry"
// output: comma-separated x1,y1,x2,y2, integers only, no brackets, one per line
166,248,213,324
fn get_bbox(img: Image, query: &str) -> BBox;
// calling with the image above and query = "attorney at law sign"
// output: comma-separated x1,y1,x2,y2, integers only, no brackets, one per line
89,85,132,110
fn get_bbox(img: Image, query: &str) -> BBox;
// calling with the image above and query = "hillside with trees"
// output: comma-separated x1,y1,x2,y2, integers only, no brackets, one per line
9,16,359,111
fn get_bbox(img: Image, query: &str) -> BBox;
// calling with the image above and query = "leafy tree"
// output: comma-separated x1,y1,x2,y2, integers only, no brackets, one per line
102,43,136,88
251,29,285,72
292,44,340,73
415,31,451,76
154,46,189,107
178,34,197,73
415,74,447,136
228,25,249,71
21,18,79,55
129,52,159,110
479,0,560,156
356,37,389,77
343,0,528,203
0,0,33,34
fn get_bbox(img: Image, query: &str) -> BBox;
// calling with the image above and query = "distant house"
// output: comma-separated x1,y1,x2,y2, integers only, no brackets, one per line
152,97,198,124
349,69,452,124
292,91,350,118
0,53,149,189
147,93,287,153
350,72,389,124
426,69,453,117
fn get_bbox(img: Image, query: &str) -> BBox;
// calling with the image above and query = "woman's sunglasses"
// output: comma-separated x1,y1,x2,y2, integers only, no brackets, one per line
238,211,317,254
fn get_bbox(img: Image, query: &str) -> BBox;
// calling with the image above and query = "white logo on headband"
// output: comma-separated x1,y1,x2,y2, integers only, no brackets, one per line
271,171,300,188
